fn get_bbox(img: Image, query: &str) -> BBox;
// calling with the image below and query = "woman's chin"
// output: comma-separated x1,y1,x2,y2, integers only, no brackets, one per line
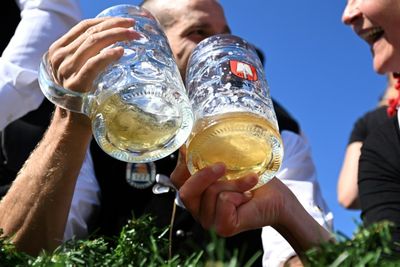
373,61,400,75
373,64,386,74
372,46,400,74
372,55,395,74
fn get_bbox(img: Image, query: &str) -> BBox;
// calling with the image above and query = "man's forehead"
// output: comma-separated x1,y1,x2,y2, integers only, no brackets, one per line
148,0,229,35
176,0,227,27
164,0,224,18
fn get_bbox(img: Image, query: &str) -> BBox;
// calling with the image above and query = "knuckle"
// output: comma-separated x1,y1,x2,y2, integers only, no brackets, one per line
84,56,98,70
80,19,96,30
85,25,98,35
49,48,67,70
178,190,187,202
85,32,101,46
48,42,58,58
57,62,73,83
63,80,77,91
206,184,219,197
66,76,87,92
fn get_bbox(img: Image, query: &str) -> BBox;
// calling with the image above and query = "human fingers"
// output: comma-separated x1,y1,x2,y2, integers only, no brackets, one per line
49,18,138,91
57,27,138,91
213,191,253,236
68,17,136,51
50,17,133,52
49,18,132,68
214,178,285,236
67,18,140,70
178,163,226,219
63,46,125,92
199,173,258,229
170,147,190,189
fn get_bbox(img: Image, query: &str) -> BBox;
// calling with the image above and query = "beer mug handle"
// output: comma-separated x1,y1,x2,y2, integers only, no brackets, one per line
38,52,91,115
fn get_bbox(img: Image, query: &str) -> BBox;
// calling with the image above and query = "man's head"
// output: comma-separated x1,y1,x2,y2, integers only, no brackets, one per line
141,0,231,78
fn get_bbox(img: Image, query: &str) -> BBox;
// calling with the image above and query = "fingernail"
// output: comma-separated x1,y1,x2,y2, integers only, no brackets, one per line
244,191,252,198
127,29,138,38
246,174,258,185
211,163,225,175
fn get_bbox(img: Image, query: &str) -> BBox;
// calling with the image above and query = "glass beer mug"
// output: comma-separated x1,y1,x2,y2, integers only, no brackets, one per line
38,5,193,163
185,34,283,188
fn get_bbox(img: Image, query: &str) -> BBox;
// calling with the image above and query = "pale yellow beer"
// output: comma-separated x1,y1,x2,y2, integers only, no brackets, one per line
186,111,283,186
91,93,181,154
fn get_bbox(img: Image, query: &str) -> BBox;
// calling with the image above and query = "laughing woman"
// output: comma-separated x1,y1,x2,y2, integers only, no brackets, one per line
342,0,400,253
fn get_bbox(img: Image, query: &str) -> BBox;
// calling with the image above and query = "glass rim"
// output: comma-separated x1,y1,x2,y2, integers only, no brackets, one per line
189,34,257,60
96,4,156,21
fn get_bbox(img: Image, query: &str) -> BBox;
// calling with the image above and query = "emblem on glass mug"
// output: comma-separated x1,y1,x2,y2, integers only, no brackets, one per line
38,5,194,163
185,34,284,188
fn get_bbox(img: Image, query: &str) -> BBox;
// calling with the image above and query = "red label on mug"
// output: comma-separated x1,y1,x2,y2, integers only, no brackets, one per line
229,60,258,81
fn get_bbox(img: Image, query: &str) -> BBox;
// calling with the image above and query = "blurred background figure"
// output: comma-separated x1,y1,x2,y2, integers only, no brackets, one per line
337,74,397,210
341,0,400,253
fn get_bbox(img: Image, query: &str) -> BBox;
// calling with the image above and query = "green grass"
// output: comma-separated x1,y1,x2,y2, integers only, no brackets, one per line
0,217,399,266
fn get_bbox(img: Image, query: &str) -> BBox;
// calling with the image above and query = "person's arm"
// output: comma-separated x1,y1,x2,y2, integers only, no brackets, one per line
337,141,362,209
176,165,333,264
262,130,333,267
0,109,92,255
63,148,101,241
270,178,334,260
0,17,138,255
337,110,371,211
0,0,81,130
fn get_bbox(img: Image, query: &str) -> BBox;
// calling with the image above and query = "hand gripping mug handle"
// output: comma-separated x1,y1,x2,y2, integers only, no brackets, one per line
38,52,92,115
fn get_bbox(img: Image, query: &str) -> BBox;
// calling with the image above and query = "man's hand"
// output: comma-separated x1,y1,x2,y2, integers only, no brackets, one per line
170,147,191,189
176,162,292,236
48,17,139,93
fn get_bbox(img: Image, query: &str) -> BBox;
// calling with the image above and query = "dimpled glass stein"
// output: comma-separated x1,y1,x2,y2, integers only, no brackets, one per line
185,34,283,188
38,5,193,163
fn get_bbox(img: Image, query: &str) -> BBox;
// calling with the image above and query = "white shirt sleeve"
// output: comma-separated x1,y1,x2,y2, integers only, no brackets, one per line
397,110,400,129
262,130,334,267
0,0,81,130
63,148,101,241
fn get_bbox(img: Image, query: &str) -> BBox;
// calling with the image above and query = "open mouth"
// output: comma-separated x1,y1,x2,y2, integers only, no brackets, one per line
359,27,384,45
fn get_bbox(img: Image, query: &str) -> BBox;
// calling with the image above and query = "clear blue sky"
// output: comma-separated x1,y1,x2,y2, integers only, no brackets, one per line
81,1,388,238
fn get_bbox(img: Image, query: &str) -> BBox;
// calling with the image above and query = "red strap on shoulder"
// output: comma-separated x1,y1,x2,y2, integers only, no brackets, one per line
387,73,400,117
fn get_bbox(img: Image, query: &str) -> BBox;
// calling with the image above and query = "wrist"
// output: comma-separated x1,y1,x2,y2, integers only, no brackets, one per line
46,107,93,145
273,182,332,258
52,107,92,134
